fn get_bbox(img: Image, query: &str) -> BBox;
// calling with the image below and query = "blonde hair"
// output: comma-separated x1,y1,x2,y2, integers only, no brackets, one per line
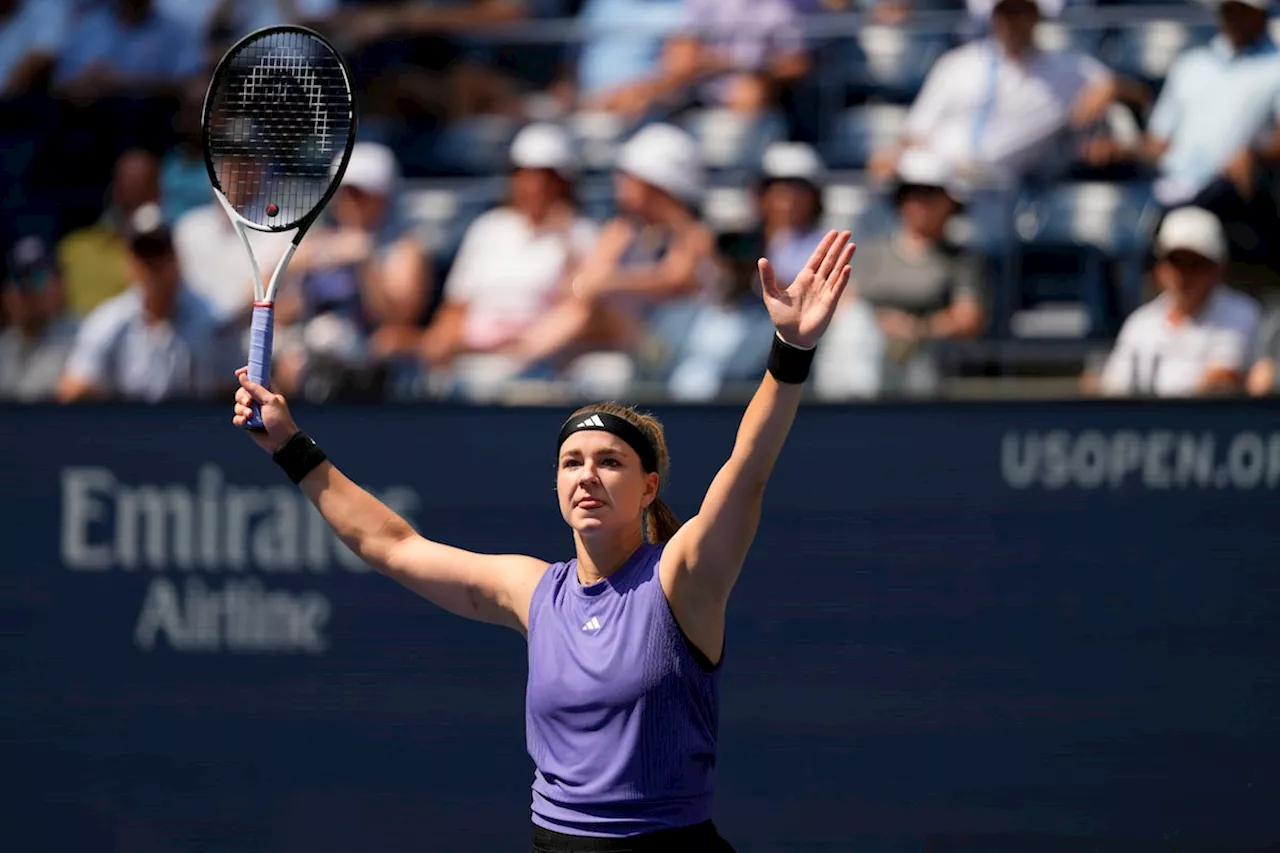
565,401,682,543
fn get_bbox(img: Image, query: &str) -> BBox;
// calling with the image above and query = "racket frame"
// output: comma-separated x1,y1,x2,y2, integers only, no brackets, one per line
201,24,358,431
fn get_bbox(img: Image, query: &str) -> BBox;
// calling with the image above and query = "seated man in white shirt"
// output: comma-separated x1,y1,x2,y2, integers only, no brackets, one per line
869,0,1146,187
56,204,233,403
1088,206,1260,398
1101,0,1280,272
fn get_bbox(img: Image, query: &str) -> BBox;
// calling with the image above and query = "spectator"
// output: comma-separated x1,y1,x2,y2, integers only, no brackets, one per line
156,0,337,48
752,141,829,285
52,0,204,100
668,140,826,400
56,148,161,317
56,203,232,403
868,0,1145,187
505,122,721,375
666,0,810,115
590,0,809,119
340,0,540,131
418,123,597,372
0,236,77,401
1087,206,1260,398
0,0,71,246
1106,0,1280,275
272,142,433,398
818,149,987,397
1246,300,1280,395
0,0,69,96
573,0,686,116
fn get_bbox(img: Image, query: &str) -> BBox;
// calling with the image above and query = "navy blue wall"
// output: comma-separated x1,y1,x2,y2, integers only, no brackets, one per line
2,401,1278,853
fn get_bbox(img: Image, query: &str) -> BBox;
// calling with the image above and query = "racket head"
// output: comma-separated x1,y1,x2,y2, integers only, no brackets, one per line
201,25,358,235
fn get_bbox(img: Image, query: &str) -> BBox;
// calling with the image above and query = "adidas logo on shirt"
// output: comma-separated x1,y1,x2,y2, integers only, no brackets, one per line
581,616,602,632
576,415,605,429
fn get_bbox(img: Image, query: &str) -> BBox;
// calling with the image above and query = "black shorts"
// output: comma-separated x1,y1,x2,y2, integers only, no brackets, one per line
530,820,736,853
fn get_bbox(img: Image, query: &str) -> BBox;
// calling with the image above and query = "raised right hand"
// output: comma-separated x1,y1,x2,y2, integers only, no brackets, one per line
232,366,299,454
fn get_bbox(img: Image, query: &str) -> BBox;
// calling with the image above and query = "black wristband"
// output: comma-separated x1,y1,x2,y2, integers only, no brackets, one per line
767,332,816,384
272,430,328,484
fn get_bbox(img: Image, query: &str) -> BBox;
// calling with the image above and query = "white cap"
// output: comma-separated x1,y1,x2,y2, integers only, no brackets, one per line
616,123,705,205
510,122,579,178
762,141,824,183
1155,206,1228,264
335,142,399,197
895,148,968,203
970,0,1065,19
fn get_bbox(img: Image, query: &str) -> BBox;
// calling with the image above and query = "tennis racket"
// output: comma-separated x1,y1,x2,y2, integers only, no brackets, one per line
202,25,357,430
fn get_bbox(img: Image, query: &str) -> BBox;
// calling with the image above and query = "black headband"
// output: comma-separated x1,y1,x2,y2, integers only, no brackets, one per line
557,412,658,473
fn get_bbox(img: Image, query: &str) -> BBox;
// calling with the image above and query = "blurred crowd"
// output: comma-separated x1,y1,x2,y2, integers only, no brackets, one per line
4,0,1280,405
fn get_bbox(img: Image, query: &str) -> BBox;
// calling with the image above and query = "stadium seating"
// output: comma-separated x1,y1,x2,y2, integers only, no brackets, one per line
847,25,957,104
821,104,910,169
3,1,1252,390
680,109,789,174
1104,20,1217,83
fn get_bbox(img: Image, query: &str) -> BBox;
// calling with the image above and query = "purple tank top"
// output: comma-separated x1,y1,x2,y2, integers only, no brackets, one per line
525,543,721,836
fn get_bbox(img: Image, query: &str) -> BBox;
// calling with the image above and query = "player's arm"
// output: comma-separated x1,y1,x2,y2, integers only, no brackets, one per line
234,371,547,634
663,373,802,607
300,461,547,633
662,231,853,608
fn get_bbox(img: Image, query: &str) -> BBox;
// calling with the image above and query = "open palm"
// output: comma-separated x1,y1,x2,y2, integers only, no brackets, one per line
759,230,855,349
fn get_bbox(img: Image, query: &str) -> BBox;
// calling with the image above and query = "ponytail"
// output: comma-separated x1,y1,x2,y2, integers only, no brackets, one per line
646,496,682,543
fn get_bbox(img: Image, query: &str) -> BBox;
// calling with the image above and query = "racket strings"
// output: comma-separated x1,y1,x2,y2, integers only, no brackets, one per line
205,29,353,230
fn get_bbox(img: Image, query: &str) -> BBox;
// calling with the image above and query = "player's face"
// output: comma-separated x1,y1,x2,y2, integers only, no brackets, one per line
557,431,658,537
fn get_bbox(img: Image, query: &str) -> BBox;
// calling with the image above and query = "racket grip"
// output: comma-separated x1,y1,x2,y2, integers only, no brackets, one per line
244,302,275,432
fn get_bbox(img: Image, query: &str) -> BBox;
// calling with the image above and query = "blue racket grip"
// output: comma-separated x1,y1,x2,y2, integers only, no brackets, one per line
244,302,274,432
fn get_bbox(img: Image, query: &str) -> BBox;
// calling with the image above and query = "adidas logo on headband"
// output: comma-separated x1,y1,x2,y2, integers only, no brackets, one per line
557,411,658,474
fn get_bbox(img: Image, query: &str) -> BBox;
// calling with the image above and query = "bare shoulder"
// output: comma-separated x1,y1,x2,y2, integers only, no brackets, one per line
486,553,553,632
472,551,551,602
493,553,553,589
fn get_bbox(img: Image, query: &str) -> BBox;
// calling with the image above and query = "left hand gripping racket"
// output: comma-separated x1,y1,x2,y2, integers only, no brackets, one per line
202,25,357,430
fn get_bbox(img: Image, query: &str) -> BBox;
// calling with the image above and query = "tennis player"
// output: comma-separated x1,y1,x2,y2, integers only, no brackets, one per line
232,229,855,851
